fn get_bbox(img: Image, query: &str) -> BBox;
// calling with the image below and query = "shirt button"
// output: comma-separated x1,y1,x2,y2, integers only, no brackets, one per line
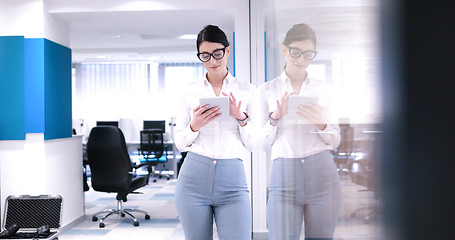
213,160,217,164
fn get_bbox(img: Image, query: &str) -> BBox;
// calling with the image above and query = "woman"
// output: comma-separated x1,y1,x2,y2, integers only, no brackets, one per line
174,25,255,240
259,23,342,239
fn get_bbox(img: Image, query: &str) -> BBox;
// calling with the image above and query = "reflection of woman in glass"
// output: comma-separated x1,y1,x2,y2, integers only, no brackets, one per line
174,25,255,240
259,23,342,239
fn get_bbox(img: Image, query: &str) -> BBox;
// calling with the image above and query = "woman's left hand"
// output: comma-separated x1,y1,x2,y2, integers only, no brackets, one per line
296,103,327,130
222,92,247,121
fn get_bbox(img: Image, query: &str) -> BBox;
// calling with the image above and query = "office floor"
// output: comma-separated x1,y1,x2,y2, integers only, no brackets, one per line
58,175,383,240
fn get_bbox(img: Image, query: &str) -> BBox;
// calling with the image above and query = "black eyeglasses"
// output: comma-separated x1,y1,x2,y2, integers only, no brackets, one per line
197,48,226,62
288,47,317,60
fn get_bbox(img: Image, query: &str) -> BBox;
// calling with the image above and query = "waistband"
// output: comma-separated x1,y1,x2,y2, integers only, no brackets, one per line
186,152,243,165
273,150,331,162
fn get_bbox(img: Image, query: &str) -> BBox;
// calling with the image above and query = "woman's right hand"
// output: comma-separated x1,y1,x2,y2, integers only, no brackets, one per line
269,91,294,123
190,105,220,132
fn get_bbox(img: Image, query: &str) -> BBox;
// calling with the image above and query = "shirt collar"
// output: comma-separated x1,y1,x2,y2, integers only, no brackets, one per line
280,71,311,91
203,71,233,86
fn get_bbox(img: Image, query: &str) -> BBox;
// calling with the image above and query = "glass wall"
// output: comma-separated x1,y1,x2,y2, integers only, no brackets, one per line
251,0,383,238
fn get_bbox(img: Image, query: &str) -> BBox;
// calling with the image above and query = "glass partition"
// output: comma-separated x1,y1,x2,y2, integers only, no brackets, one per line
251,0,383,238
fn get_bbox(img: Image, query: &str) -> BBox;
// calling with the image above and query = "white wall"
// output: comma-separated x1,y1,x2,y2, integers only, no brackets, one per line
0,0,69,46
0,134,85,228
0,0,46,38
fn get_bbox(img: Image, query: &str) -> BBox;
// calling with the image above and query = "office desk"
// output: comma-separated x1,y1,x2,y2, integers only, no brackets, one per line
82,140,180,179
125,140,175,153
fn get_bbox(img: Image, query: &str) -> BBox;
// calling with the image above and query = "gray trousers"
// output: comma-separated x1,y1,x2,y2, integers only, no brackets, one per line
267,150,342,240
175,152,251,240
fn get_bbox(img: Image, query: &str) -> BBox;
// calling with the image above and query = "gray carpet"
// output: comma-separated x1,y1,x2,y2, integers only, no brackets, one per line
58,176,382,239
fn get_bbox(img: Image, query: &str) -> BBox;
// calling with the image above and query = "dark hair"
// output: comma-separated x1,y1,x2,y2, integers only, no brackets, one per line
196,25,230,52
283,23,316,47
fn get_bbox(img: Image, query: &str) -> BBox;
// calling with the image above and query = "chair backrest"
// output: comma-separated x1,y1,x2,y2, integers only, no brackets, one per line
143,120,165,133
96,121,119,127
140,129,165,159
87,126,132,193
336,124,355,156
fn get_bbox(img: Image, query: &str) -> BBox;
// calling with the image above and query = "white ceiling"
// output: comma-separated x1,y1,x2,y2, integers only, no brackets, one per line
55,10,235,63
48,0,236,63
46,0,380,64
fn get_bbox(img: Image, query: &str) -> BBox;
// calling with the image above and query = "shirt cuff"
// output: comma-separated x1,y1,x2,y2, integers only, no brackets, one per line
317,124,334,133
184,123,199,141
265,120,278,133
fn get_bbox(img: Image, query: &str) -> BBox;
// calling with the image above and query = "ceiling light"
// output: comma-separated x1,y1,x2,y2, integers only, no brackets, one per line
112,35,122,39
178,34,197,40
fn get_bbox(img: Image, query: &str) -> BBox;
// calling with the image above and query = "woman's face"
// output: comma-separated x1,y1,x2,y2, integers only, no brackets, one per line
282,39,315,73
198,41,230,76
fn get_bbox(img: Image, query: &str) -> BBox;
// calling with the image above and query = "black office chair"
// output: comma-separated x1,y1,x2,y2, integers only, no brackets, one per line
350,158,379,224
137,129,170,182
87,126,151,228
82,144,90,192
332,123,355,175
350,124,381,224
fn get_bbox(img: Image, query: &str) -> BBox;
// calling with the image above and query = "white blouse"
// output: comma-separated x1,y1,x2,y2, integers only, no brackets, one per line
174,72,257,161
258,71,340,160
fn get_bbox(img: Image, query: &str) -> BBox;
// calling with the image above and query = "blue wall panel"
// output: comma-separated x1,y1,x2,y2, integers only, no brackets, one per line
232,32,236,77
24,38,45,133
44,39,72,140
0,36,25,140
0,37,72,141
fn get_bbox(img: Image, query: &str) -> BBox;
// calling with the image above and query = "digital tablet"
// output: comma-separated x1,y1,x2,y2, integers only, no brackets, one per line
199,96,230,121
288,95,319,119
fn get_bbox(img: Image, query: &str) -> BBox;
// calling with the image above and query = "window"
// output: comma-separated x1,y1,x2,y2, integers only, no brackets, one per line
72,62,204,139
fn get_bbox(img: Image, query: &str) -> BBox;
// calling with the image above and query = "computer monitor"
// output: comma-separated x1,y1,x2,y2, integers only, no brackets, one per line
96,121,119,127
143,120,165,133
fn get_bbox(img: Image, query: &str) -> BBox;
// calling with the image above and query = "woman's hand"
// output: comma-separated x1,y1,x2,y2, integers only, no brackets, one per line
189,105,220,132
222,92,247,121
269,91,294,125
296,103,327,130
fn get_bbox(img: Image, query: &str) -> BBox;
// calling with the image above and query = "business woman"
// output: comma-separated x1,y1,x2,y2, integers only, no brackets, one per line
259,23,342,239
174,25,255,240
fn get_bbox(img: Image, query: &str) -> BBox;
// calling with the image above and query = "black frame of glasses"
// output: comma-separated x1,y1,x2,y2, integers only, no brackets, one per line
197,47,226,62
288,47,317,60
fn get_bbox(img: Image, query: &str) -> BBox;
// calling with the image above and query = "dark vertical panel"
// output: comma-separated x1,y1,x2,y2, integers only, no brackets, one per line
381,0,455,239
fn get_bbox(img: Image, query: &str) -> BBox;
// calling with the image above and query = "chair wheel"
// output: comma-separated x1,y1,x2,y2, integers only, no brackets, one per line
92,216,98,221
134,221,139,227
153,179,157,182
166,177,170,180
99,222,105,228
145,214,151,220
121,213,125,217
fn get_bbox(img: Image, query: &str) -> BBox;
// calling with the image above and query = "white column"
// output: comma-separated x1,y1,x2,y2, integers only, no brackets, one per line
0,0,83,229
249,0,270,236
